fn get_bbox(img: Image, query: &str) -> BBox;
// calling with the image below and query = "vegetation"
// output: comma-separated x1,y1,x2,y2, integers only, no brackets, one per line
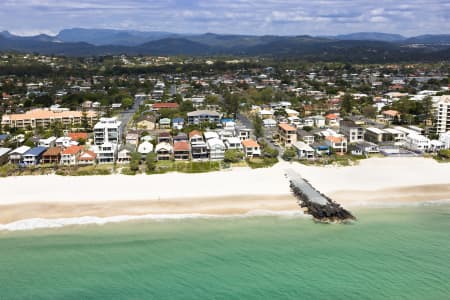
246,157,278,169
282,147,296,161
224,150,244,163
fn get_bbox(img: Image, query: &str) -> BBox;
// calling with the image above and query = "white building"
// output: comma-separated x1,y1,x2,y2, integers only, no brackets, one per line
292,141,315,160
436,95,450,134
404,134,430,152
93,117,122,145
438,131,450,149
207,138,226,161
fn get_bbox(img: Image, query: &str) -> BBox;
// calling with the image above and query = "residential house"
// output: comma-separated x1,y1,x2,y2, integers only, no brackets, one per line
365,127,390,144
351,141,380,155
258,109,275,120
38,136,57,148
136,115,157,130
151,103,179,111
285,108,300,117
325,135,347,154
137,141,154,158
0,147,11,165
207,138,226,161
325,113,339,127
172,117,185,130
9,146,31,164
60,145,84,165
224,137,243,150
23,146,47,166
189,130,208,160
204,131,219,141
242,139,261,158
339,120,365,143
187,110,221,125
155,142,173,161
78,150,96,165
117,145,135,164
293,141,315,160
56,136,76,148
189,130,204,143
159,118,171,129
0,134,10,146
296,129,315,145
173,133,188,142
311,142,331,156
310,115,326,128
158,132,172,144
237,128,251,141
263,119,277,128
404,134,430,152
278,123,297,147
41,147,62,164
383,128,406,144
381,110,401,124
439,131,450,149
68,132,89,144
173,141,190,160
125,132,139,146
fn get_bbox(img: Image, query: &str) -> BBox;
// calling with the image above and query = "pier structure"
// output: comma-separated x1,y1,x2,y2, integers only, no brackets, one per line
285,169,355,222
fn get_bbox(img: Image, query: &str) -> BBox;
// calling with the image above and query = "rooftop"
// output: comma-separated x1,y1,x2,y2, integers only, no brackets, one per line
242,139,259,148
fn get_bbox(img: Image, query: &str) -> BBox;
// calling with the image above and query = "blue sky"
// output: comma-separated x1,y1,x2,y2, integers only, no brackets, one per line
1,0,449,36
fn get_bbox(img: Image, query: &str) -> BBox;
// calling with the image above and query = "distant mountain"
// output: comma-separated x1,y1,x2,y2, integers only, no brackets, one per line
404,34,450,44
57,28,175,46
334,32,406,42
0,29,449,62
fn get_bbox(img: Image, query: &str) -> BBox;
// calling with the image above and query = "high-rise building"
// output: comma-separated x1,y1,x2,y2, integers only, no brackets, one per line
436,96,450,134
93,117,122,145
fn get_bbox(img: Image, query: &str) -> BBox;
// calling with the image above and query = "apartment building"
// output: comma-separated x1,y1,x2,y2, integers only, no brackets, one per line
436,96,450,134
278,123,297,147
93,117,122,145
1,109,97,129
339,120,365,143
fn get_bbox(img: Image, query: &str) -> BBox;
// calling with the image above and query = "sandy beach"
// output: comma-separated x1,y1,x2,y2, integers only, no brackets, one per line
0,157,449,229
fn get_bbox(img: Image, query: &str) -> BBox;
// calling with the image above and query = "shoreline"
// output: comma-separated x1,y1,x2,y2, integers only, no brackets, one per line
1,157,450,230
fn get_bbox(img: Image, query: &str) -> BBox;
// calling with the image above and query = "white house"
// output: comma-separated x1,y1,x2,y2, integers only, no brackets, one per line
404,134,430,152
155,142,173,161
207,138,226,161
293,141,315,160
224,137,243,150
439,131,450,149
38,136,57,148
137,141,154,157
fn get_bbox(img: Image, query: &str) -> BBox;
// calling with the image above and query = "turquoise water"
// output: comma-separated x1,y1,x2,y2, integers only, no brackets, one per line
0,205,449,299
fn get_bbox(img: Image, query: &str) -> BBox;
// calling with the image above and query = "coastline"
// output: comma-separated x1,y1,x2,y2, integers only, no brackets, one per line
1,157,450,230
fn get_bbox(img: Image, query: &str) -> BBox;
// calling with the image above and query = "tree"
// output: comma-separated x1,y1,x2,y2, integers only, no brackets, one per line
145,152,157,172
223,92,240,116
252,115,264,138
224,149,244,163
121,96,134,109
263,146,279,158
129,152,141,172
362,105,377,119
282,147,296,161
340,93,354,115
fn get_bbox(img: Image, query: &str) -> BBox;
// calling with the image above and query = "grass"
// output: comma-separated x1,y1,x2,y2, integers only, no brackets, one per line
146,160,222,174
296,154,368,167
246,157,278,169
55,165,112,176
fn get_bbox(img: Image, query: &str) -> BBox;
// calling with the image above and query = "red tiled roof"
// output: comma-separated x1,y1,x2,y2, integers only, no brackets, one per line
152,103,179,109
42,147,62,156
62,145,84,155
189,130,203,138
242,139,259,148
278,123,296,131
325,136,344,143
325,113,338,119
173,141,190,151
68,132,88,141
382,110,400,117
78,150,96,161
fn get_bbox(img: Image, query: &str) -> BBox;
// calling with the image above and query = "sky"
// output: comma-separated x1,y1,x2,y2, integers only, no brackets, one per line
1,0,449,37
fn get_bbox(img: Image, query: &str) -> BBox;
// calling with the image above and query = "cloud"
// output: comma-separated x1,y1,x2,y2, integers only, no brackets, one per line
0,0,448,36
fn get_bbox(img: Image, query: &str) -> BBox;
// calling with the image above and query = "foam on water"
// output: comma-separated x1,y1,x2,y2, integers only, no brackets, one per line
0,210,307,231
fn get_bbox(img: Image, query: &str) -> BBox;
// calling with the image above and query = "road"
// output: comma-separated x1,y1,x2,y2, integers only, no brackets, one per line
118,96,144,135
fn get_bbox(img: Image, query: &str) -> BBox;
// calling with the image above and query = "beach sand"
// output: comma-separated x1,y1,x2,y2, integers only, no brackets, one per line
0,157,449,228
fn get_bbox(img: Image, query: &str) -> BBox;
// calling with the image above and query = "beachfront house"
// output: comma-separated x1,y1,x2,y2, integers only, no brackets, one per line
0,147,11,165
207,138,226,161
155,142,173,161
9,146,31,164
242,139,261,158
339,120,365,143
224,137,243,150
41,147,62,164
78,150,96,165
22,146,47,166
173,141,190,161
325,135,347,154
296,129,315,145
95,142,117,164
137,141,154,158
60,145,84,165
292,141,315,160
38,136,57,148
237,128,251,141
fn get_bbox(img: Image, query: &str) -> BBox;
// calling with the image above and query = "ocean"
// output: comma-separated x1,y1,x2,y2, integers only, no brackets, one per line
0,205,449,299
